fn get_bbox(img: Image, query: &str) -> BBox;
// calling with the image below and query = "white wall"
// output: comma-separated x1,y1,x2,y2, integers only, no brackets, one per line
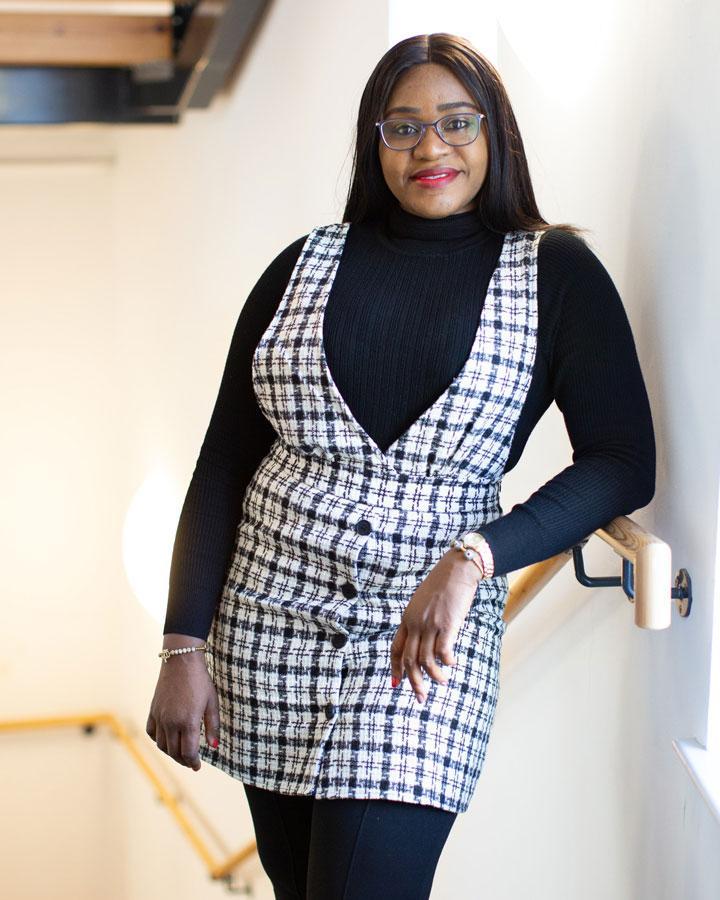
0,147,128,898
1,0,718,897
428,2,720,899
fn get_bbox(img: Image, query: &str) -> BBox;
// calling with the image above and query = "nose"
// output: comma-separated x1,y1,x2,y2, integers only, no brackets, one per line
413,124,450,156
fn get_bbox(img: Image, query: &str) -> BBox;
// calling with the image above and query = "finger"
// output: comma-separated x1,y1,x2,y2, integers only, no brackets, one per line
163,725,180,763
146,714,157,742
433,628,457,668
155,726,168,754
418,628,448,684
204,689,221,748
389,622,408,685
180,724,202,770
401,631,426,702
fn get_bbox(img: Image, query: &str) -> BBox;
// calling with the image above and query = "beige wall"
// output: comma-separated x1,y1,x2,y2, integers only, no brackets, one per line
1,0,718,897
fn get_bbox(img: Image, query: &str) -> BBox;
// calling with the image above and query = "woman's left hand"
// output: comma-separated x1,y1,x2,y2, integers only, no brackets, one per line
389,550,482,704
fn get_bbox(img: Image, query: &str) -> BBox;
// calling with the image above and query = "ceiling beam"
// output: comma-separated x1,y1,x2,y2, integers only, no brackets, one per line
0,3,173,67
0,0,271,124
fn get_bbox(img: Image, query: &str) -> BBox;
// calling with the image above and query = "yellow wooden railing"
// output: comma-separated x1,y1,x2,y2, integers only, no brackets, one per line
0,711,257,892
1,514,684,888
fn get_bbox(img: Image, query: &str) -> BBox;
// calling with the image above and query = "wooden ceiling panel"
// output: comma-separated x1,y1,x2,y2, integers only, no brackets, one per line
0,15,172,67
0,1,270,124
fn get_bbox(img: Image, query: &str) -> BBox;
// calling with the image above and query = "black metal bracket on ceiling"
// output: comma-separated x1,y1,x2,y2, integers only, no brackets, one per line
570,540,692,618
0,0,270,125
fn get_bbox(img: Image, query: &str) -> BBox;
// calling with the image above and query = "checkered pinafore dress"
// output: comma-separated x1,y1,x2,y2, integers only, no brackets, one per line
198,222,540,814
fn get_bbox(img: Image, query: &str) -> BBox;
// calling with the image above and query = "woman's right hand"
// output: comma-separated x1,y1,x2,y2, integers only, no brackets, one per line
146,634,220,771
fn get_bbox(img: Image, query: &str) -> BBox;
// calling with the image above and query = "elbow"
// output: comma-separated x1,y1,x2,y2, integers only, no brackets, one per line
635,470,656,509
614,419,657,510
628,447,656,510
583,438,656,512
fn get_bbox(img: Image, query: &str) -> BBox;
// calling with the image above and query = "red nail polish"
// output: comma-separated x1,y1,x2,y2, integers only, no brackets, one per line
211,737,219,748
391,676,399,688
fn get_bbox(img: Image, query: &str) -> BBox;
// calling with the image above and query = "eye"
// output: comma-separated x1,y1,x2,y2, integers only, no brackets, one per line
387,120,420,136
442,115,473,131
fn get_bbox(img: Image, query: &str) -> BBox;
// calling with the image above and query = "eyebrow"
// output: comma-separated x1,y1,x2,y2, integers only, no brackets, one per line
383,101,480,116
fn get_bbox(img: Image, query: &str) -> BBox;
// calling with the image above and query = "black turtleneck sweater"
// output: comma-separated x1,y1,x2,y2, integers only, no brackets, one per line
163,205,656,639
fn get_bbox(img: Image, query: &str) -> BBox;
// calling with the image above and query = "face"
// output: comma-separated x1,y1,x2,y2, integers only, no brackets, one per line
377,63,489,219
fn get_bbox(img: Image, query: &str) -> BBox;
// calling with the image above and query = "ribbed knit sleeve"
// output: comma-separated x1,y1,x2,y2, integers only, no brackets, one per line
162,236,307,639
477,231,656,574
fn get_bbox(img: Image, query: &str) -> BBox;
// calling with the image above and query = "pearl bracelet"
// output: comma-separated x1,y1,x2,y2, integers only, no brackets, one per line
158,644,208,664
450,538,485,578
449,532,495,580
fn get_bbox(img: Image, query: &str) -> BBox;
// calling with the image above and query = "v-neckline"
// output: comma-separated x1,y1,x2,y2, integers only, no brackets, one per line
317,225,515,461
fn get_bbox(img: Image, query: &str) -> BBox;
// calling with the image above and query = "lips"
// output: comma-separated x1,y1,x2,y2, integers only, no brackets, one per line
410,167,460,185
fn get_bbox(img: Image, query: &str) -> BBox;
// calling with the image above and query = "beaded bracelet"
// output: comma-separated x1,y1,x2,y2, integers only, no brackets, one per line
449,537,485,578
158,644,208,664
449,532,495,580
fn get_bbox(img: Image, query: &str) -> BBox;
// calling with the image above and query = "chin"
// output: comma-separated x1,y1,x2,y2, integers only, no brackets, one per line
416,198,470,216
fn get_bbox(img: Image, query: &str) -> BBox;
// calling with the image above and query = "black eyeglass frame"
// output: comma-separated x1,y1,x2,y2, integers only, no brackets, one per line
374,112,486,150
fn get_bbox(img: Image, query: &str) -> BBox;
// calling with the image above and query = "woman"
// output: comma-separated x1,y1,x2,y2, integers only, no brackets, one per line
147,33,655,899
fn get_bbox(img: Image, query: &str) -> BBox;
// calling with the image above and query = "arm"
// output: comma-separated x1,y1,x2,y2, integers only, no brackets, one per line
163,235,307,640
475,232,656,576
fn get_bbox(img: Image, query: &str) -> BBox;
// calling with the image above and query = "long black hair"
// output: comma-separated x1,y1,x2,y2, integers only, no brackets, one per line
342,32,588,240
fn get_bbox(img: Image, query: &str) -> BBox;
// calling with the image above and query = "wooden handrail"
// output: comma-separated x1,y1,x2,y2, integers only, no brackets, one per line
0,712,256,888
595,515,672,628
505,513,674,630
505,548,574,623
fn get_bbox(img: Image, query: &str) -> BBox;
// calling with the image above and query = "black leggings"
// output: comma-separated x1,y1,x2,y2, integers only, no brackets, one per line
242,783,458,899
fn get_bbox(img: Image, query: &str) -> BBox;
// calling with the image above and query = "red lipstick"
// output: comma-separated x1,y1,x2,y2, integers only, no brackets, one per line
409,167,460,187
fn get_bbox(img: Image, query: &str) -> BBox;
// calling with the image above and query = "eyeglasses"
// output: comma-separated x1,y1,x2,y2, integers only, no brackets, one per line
375,112,486,151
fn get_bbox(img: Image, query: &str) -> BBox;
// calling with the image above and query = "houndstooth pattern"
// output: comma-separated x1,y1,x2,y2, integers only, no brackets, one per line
198,222,541,813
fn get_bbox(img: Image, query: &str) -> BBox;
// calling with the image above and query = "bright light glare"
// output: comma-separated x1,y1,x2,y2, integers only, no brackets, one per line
122,466,183,624
498,1,615,105
388,0,618,106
